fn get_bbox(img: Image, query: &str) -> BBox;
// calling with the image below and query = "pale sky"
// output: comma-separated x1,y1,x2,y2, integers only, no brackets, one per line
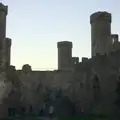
2,0,120,70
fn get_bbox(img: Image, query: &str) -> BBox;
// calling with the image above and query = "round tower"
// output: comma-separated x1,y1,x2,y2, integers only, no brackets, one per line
57,41,72,70
0,3,8,68
90,11,112,57
0,3,7,40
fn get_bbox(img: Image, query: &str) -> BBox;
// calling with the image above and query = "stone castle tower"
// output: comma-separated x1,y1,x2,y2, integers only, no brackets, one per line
90,12,112,56
0,3,11,69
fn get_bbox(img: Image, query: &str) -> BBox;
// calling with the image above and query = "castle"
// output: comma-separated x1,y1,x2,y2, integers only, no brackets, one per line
0,2,119,118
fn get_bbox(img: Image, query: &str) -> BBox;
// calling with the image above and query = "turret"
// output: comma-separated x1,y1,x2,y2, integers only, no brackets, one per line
90,11,112,57
0,3,8,68
0,3,7,42
57,41,72,70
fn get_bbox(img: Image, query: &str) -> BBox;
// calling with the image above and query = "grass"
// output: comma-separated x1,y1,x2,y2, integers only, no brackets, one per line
58,116,93,120
0,114,115,120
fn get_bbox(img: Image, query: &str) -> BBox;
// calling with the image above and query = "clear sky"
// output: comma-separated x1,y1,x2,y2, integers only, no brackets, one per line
2,0,120,70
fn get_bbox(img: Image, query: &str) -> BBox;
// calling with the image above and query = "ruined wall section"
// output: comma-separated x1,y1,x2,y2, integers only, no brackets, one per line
73,52,120,115
75,53,120,115
18,69,74,103
53,70,73,96
17,64,75,113
74,59,94,113
0,71,12,103
17,65,59,113
0,65,21,117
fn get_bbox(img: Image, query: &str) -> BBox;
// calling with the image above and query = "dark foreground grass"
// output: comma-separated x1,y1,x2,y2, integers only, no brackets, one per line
0,114,118,120
58,115,120,120
57,114,115,120
0,117,93,120
58,116,93,120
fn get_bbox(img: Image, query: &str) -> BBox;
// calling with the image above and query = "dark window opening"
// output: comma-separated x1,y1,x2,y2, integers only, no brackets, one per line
29,105,33,113
8,108,16,117
92,75,101,101
21,106,25,114
80,83,83,88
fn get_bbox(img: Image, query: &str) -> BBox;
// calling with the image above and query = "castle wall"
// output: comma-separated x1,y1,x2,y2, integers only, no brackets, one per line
0,3,119,117
0,53,119,117
74,53,120,115
16,52,120,116
17,70,54,114
16,68,74,115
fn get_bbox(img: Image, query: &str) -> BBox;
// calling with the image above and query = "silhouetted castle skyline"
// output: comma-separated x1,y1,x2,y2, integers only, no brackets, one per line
0,2,119,118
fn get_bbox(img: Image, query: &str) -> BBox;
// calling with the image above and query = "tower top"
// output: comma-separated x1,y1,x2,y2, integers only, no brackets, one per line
0,3,8,15
57,41,73,48
5,38,12,46
90,11,111,24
